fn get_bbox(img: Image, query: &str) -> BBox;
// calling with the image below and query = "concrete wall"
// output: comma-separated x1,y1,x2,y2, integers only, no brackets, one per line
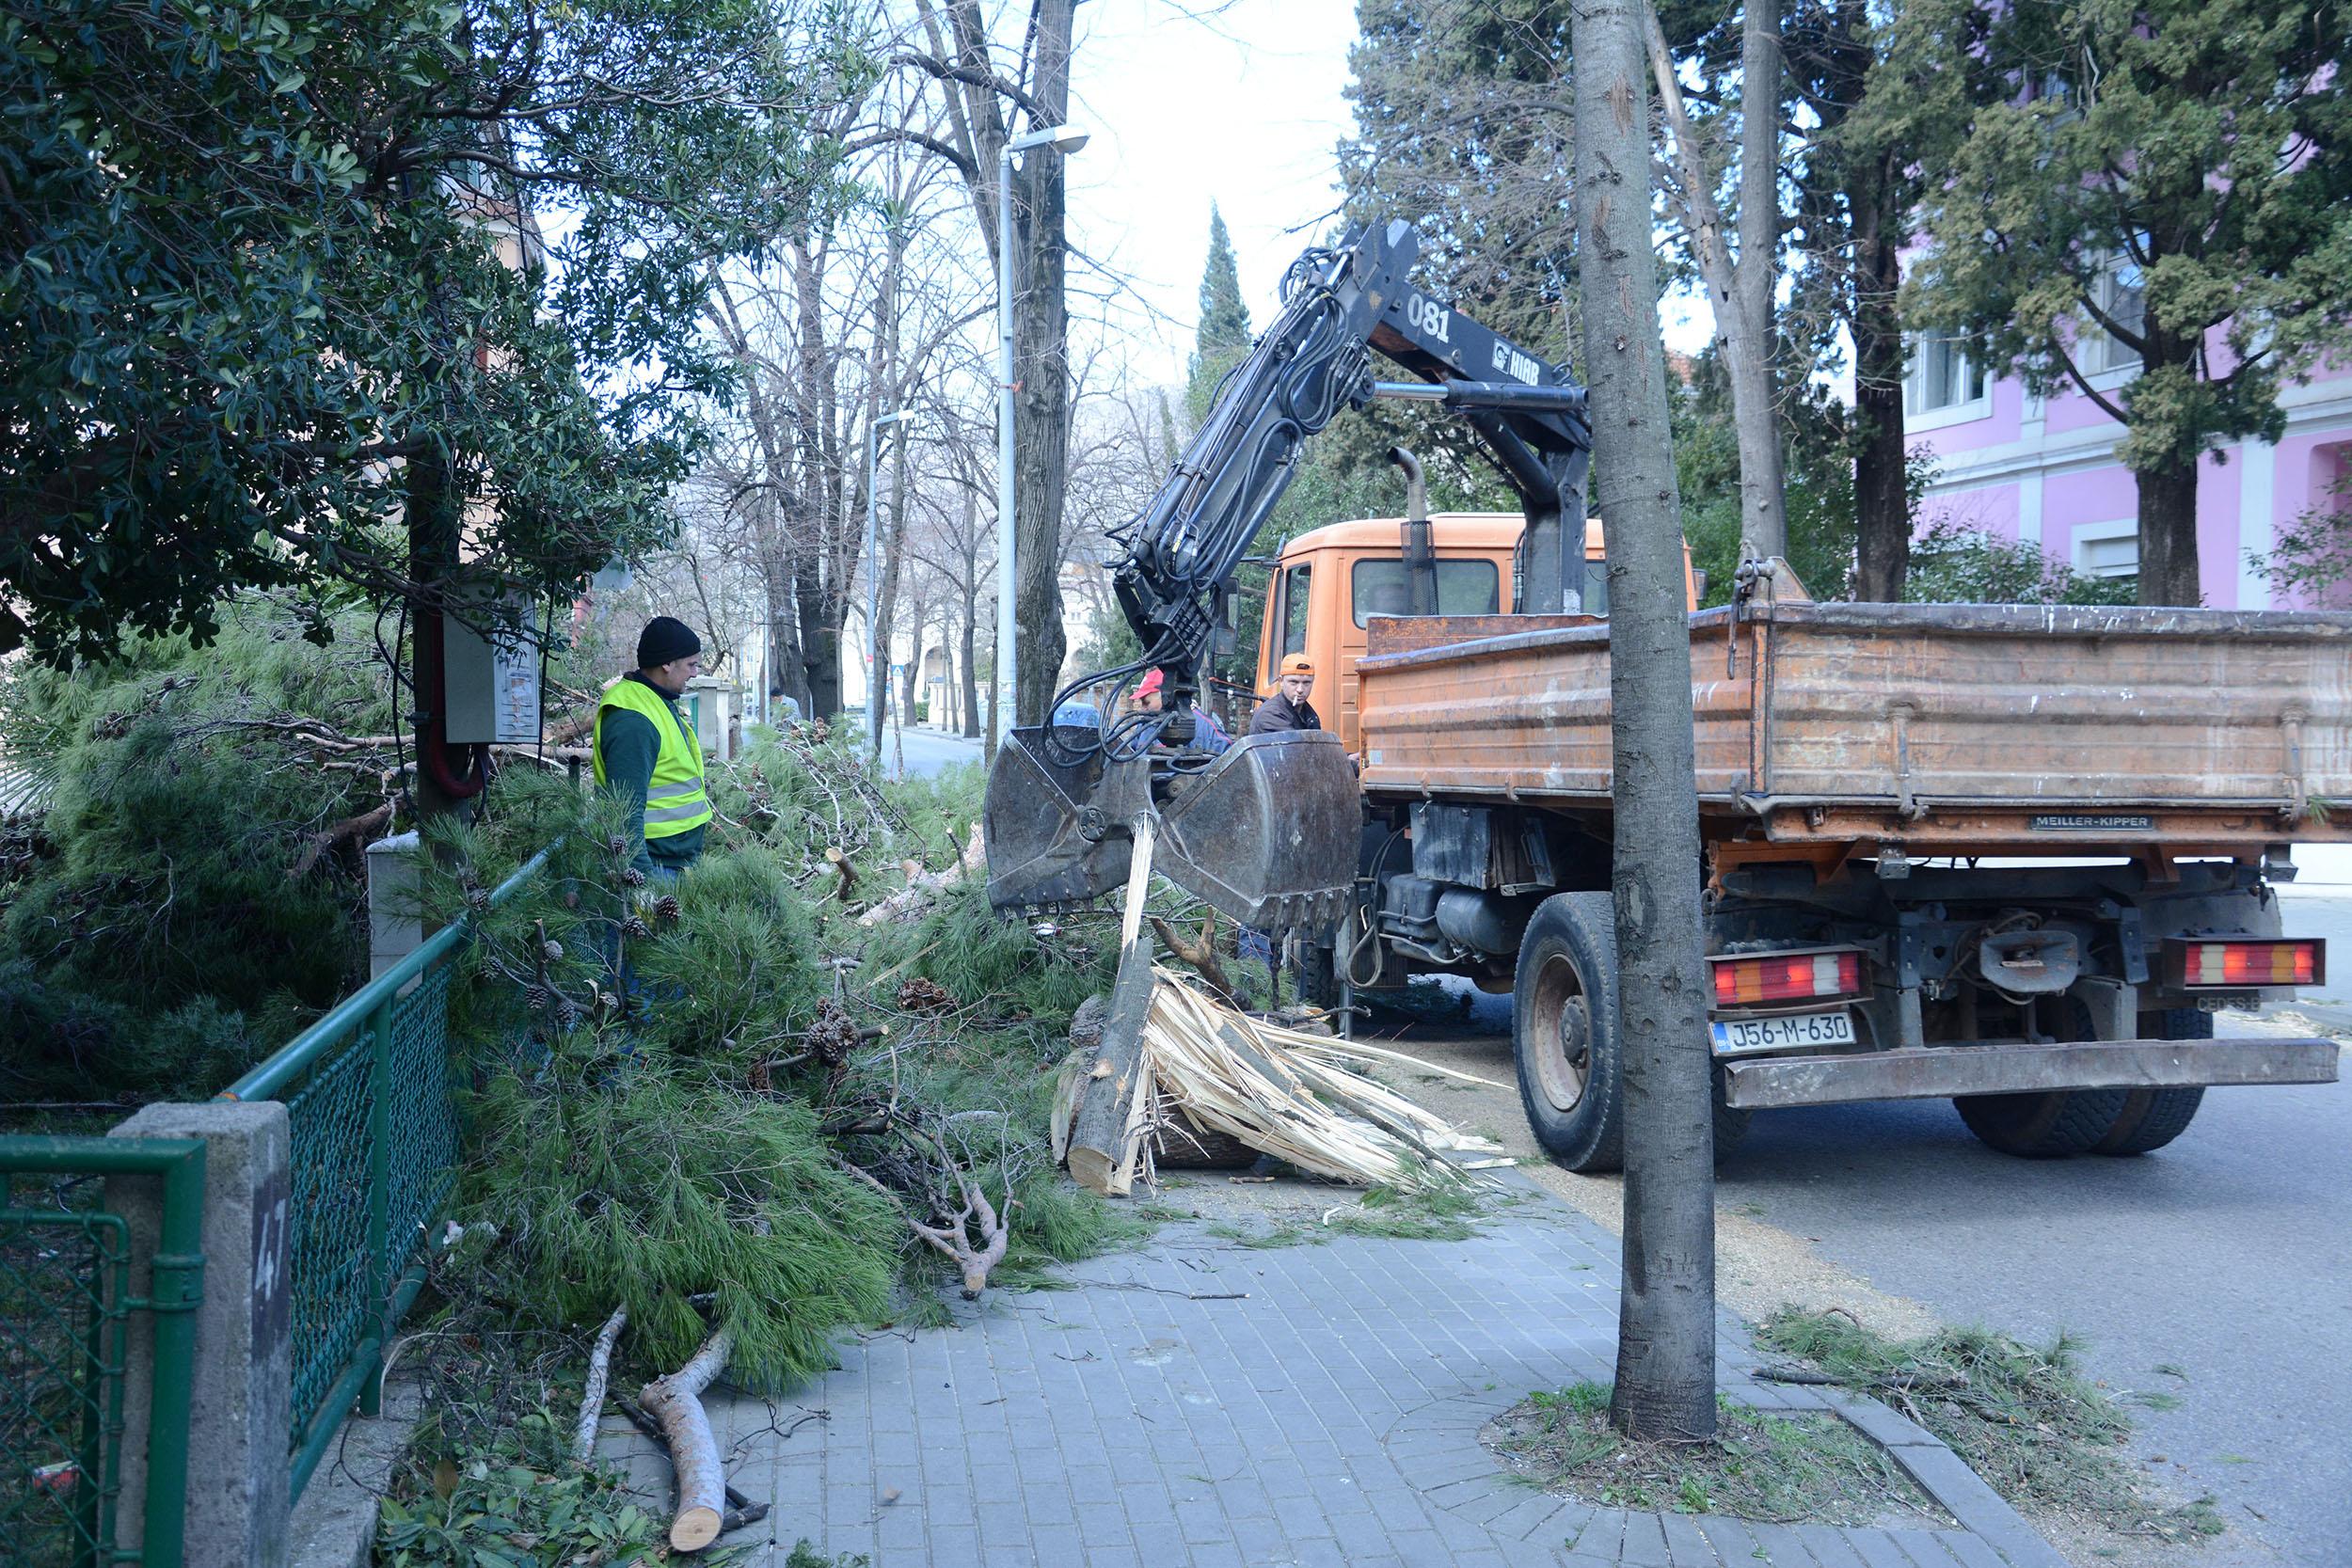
108,1102,293,1568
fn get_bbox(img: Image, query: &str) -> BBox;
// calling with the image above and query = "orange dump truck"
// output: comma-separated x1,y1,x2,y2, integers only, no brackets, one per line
1252,515,2347,1169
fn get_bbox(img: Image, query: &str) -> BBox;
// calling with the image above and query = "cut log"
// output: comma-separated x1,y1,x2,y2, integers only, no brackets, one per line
855,821,986,927
639,1328,733,1552
1065,816,1158,1196
571,1305,628,1465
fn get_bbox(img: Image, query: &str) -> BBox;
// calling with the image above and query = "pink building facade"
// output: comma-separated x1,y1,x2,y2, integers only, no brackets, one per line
1905,337,2352,609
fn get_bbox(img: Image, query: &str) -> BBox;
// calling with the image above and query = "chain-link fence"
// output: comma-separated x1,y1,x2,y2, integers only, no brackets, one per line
221,847,543,1500
0,1139,204,1568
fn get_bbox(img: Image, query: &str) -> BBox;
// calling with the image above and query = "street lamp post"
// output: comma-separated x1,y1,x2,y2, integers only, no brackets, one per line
865,406,916,759
994,122,1089,751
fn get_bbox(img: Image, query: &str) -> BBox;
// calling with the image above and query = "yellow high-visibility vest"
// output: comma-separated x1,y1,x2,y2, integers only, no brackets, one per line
593,678,712,839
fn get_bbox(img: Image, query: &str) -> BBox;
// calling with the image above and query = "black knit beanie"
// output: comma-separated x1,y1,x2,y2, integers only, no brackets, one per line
636,616,701,670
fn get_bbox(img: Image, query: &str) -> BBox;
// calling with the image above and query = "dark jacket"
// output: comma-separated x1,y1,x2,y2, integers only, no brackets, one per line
596,673,707,877
1247,689,1322,736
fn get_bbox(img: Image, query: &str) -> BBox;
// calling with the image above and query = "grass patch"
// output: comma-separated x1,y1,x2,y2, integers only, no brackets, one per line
1485,1382,1944,1527
1756,1308,2222,1543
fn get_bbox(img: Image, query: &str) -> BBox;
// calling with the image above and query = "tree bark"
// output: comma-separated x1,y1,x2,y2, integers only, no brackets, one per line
1851,151,1909,602
640,1328,734,1552
2137,451,2202,607
1732,0,1788,563
1577,0,1719,1443
1642,0,1786,565
1009,0,1078,723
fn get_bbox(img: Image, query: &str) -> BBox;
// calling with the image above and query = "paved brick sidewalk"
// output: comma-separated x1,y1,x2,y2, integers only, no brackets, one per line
599,1178,2060,1567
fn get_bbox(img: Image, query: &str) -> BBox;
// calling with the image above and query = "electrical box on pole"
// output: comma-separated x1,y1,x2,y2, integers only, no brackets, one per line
442,594,544,744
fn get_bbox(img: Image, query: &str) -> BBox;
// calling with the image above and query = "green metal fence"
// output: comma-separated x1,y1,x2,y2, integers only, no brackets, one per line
219,848,546,1501
0,1137,204,1568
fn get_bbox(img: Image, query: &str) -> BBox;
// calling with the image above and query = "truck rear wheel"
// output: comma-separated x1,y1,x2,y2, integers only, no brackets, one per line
1513,893,1624,1173
1953,1000,2130,1158
2093,1010,2211,1155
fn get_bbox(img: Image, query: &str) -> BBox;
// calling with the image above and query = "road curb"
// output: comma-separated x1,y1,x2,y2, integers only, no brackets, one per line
1820,1389,2069,1568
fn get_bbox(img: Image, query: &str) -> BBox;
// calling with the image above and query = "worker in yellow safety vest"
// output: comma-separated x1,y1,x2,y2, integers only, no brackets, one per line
593,616,714,883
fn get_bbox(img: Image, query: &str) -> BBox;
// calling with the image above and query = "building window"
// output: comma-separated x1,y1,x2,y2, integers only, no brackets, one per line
2079,255,2145,376
2074,519,2138,581
1903,334,1985,417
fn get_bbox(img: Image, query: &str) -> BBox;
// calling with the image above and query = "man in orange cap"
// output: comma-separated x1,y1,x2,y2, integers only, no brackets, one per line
1248,654,1322,736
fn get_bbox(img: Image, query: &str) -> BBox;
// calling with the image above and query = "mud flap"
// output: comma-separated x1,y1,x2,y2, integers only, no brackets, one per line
984,727,1359,930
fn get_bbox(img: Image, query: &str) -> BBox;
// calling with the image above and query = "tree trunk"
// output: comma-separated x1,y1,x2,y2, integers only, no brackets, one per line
1851,158,1909,602
1009,0,1077,725
900,620,927,726
2137,453,2202,607
1732,0,1788,563
1575,0,1718,1443
1642,1,1786,567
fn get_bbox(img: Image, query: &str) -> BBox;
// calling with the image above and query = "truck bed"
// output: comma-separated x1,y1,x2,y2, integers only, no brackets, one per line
1354,600,2352,851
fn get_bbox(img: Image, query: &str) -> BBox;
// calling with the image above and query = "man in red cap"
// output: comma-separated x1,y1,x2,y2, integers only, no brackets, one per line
1248,654,1322,736
1130,668,1231,754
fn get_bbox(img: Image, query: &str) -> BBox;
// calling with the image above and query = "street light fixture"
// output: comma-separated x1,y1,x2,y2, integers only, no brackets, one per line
865,406,918,757
994,123,1089,751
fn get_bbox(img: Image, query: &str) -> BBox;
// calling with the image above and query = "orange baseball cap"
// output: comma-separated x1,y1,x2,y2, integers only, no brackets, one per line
1280,655,1315,677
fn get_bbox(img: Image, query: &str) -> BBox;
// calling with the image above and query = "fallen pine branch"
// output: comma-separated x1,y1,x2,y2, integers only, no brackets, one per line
286,800,393,880
854,820,984,927
572,1305,628,1465
638,1328,734,1552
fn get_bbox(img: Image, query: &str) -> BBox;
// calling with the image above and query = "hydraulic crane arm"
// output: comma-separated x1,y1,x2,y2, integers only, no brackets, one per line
988,217,1592,930
1097,218,1593,736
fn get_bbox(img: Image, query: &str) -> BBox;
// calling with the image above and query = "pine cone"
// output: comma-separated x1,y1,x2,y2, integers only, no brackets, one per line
465,885,490,911
541,939,564,962
622,916,652,940
524,985,551,1012
805,998,862,1069
621,867,646,888
653,895,681,925
607,835,628,854
896,976,954,1014
555,1002,580,1032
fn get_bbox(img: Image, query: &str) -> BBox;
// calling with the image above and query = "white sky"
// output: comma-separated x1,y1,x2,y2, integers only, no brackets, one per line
1063,0,1711,390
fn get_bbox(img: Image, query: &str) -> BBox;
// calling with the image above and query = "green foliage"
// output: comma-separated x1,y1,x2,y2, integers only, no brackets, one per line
1492,1382,1936,1527
1757,1308,2222,1539
455,1060,900,1387
2257,466,2352,602
1903,519,2137,608
1,0,867,662
378,1403,672,1567
0,594,393,1101
1879,0,2352,581
1186,205,1255,425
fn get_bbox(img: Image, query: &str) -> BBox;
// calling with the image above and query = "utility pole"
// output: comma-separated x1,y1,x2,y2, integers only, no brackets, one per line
1574,0,1719,1440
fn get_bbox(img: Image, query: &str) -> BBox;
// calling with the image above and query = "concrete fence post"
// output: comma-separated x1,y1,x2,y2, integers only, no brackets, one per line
109,1101,293,1568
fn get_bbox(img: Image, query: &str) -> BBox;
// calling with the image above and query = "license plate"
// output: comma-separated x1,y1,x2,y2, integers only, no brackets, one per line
1710,1008,1855,1056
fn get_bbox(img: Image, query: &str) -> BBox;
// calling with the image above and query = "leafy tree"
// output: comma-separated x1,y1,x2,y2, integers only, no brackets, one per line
1903,520,2137,609
1878,0,2352,607
1187,206,1255,421
1,0,862,663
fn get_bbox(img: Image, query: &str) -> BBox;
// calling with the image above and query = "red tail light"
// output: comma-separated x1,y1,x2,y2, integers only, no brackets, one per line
1710,950,1862,1006
2165,938,2323,989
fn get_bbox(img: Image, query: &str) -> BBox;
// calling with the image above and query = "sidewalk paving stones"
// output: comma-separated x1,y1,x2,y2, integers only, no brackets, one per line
596,1173,2066,1566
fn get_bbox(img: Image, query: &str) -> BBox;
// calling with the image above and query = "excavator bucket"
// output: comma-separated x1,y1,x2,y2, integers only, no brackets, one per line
985,727,1359,930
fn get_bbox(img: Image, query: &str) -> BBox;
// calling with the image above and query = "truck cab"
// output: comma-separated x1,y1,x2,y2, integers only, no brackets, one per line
1250,514,1696,752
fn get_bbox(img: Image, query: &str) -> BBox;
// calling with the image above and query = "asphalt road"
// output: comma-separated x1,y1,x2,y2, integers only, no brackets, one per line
863,717,985,780
1400,896,2352,1568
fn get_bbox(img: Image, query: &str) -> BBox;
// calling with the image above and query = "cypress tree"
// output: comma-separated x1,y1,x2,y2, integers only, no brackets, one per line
1187,206,1255,421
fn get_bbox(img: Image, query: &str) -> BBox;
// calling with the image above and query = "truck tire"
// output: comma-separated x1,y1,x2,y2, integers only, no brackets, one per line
1713,1066,1754,1159
1513,893,1625,1173
1291,936,1342,1011
2093,1010,2211,1156
1953,1000,2130,1158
